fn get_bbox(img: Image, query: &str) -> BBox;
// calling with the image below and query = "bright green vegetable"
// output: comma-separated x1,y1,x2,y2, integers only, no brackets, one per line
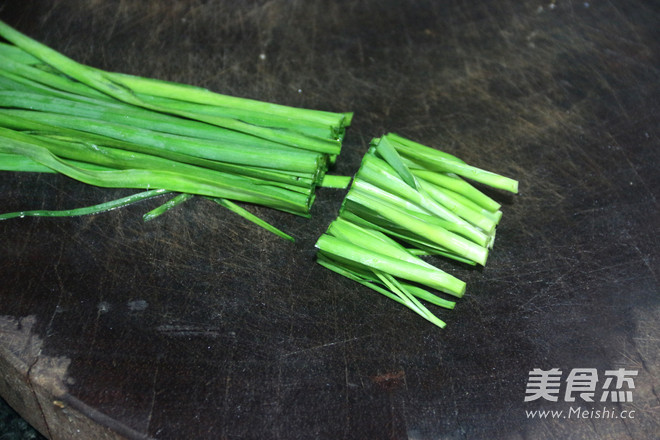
385,134,519,193
319,174,353,189
316,253,455,309
316,233,466,296
351,159,491,247
408,168,502,212
0,129,313,215
0,189,171,220
0,20,353,239
208,198,295,242
338,209,479,265
345,187,489,265
1,108,325,174
315,133,518,328
0,21,520,330
143,193,195,222
0,21,350,154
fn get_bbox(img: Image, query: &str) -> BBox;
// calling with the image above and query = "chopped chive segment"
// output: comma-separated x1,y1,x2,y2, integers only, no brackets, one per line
315,133,518,329
349,179,491,247
356,154,484,237
382,133,466,164
372,135,417,189
409,168,502,212
316,253,428,310
319,174,352,189
327,218,437,270
345,188,489,266
338,210,480,265
316,233,465,297
416,177,497,234
384,134,518,194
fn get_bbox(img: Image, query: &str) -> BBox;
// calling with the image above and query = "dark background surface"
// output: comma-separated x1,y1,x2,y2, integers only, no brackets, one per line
0,0,658,439
0,395,42,439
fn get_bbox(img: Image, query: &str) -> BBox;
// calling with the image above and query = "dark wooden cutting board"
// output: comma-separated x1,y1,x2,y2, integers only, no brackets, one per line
1,1,658,439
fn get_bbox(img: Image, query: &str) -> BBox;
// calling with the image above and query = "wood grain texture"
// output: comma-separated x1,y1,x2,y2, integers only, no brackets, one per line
0,0,658,439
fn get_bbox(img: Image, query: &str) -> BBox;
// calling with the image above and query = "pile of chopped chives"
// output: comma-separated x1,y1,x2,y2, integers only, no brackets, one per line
0,20,352,239
315,133,518,328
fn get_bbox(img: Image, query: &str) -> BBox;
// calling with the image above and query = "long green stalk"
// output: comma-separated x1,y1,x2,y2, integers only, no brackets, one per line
0,109,324,174
105,71,351,129
0,42,351,146
6,120,320,190
26,133,313,197
0,20,347,154
345,187,489,265
131,92,343,141
0,128,312,215
316,234,466,297
409,168,501,212
0,51,113,102
0,152,114,173
338,210,479,265
0,91,331,152
0,189,170,220
349,178,490,247
385,134,519,193
0,20,357,243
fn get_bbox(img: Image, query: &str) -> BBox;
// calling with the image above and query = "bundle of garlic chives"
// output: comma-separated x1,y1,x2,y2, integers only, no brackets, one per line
315,133,518,328
0,20,352,237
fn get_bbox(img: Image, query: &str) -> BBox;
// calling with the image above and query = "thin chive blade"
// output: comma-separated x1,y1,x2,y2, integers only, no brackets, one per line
0,128,313,215
373,270,447,329
373,135,417,189
315,233,466,297
143,193,195,222
0,189,171,220
210,197,295,242
316,253,410,308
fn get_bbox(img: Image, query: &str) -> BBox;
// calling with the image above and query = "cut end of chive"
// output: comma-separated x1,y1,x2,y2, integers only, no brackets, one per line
510,179,520,194
453,281,467,299
319,174,352,189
